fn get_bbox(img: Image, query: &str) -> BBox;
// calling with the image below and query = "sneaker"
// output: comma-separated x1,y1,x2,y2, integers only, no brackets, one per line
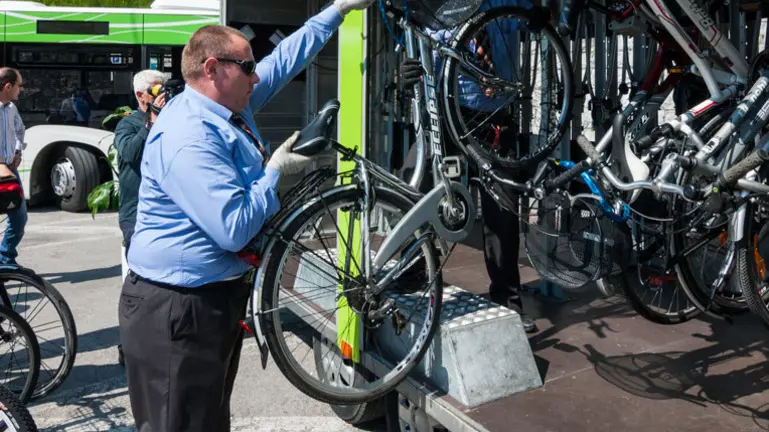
491,289,538,333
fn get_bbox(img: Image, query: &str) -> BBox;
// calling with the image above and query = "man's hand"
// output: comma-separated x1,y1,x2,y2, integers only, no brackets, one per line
333,0,375,15
399,58,423,89
266,131,312,176
11,151,21,170
0,164,15,179
149,92,168,124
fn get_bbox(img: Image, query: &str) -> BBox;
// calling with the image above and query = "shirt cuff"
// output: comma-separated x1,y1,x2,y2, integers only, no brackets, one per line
262,165,282,218
263,165,281,191
319,1,345,26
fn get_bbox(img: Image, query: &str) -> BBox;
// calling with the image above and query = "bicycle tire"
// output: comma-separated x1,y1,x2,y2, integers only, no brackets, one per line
0,267,77,399
0,305,40,404
672,213,747,318
617,269,701,325
259,185,443,405
734,201,769,326
442,6,575,172
0,384,38,432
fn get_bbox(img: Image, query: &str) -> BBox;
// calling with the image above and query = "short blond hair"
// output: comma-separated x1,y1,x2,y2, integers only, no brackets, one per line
181,25,248,81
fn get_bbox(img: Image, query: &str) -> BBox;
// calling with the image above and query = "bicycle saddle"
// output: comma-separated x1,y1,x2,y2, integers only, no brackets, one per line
292,99,340,156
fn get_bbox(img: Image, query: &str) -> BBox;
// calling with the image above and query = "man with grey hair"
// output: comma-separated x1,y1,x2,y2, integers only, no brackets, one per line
113,68,167,366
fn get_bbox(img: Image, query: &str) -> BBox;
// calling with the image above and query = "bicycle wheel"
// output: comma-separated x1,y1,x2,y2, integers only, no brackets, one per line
0,305,40,404
672,210,751,318
0,267,77,399
259,184,442,405
442,6,574,171
734,201,769,326
0,384,38,432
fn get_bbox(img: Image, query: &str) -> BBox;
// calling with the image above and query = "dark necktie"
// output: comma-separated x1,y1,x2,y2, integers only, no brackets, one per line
231,114,267,162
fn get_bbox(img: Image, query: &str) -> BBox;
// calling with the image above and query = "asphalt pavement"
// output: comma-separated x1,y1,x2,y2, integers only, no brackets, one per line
17,207,384,432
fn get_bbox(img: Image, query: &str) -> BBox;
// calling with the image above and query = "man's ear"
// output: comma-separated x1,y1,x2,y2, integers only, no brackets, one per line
202,57,218,78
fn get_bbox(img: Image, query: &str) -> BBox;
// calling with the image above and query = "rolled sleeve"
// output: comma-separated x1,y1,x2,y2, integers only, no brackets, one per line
249,4,344,112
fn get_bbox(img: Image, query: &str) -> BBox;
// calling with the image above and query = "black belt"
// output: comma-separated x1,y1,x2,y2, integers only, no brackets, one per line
127,270,253,294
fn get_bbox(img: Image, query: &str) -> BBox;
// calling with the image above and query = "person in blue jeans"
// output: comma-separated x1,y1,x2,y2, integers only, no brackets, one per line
399,0,559,333
0,68,26,266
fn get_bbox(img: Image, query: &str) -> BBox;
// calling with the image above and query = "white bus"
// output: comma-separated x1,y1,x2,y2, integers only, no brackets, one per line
1,0,219,212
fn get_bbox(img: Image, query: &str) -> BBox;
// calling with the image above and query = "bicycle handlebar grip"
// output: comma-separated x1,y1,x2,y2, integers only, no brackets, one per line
466,143,493,171
634,135,655,152
576,135,602,164
544,160,589,190
720,148,769,186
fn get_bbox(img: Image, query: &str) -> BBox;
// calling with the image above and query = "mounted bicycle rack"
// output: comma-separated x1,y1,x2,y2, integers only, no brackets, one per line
222,0,769,430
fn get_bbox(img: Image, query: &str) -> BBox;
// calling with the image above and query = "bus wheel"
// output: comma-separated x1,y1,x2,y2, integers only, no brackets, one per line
50,146,100,212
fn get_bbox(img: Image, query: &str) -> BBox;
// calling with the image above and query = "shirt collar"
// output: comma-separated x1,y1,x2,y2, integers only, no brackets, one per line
183,85,234,121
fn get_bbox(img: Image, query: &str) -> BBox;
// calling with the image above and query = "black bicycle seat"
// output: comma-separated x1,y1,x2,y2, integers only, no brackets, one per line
292,99,340,156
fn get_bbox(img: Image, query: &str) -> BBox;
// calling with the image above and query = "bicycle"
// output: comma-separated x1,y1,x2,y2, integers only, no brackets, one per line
0,265,76,400
529,0,748,324
533,1,769,324
0,304,40,404
0,384,39,432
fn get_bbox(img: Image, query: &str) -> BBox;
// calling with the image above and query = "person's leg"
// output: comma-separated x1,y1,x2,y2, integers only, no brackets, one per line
219,280,251,430
116,220,135,367
119,273,249,432
118,274,173,432
165,278,250,432
0,168,27,266
474,108,537,332
480,183,537,332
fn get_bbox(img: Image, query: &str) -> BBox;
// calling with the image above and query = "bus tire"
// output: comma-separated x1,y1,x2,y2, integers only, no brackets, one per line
51,146,100,212
311,336,387,425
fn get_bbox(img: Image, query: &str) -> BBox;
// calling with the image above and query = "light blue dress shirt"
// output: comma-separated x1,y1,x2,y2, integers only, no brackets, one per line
127,5,344,287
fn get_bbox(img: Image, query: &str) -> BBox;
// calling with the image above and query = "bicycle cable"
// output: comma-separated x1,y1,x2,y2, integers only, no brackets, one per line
378,0,408,47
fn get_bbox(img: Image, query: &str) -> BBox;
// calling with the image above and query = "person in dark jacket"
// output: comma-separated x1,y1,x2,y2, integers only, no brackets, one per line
113,69,167,366
115,69,167,253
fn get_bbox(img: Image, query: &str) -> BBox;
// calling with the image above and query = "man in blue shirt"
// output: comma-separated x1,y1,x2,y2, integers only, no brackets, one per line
119,0,373,429
398,0,557,333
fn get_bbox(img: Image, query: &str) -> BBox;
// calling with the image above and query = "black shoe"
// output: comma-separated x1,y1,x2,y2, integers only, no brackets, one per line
506,301,537,333
117,344,125,367
491,289,539,334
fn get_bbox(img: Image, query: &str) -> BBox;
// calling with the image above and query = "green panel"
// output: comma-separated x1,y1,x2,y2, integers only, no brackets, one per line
336,9,366,363
142,13,219,45
1,11,217,45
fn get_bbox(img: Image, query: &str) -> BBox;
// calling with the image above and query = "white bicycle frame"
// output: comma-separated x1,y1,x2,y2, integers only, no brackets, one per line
595,0,754,179
644,0,749,97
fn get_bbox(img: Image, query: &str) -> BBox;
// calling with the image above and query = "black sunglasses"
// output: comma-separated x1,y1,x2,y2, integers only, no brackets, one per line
202,57,256,75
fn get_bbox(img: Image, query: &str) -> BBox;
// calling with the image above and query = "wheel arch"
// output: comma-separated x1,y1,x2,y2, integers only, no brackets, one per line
24,125,114,207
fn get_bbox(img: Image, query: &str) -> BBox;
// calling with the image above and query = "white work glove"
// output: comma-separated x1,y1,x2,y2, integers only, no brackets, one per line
266,131,312,176
333,0,375,15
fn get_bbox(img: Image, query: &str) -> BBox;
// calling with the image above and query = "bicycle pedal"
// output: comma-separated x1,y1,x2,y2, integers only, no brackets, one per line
442,156,463,179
